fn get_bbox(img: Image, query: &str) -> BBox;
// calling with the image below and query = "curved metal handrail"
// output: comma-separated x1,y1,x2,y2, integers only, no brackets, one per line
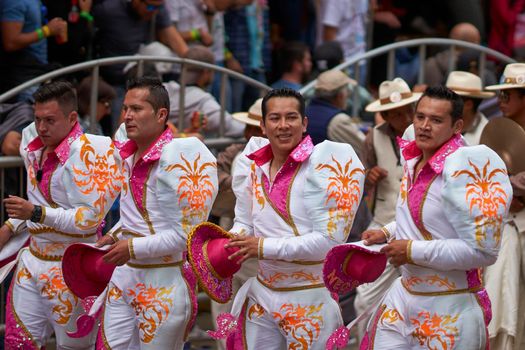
0,55,271,141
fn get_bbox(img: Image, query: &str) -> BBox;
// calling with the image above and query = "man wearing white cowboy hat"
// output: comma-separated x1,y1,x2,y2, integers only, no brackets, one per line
484,62,525,350
353,86,512,349
353,77,421,341
446,71,494,145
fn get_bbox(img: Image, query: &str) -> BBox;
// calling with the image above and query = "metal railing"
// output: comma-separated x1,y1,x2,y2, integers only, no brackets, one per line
300,38,516,117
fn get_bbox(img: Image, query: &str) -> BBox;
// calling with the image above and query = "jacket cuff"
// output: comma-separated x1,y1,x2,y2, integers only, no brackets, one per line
128,238,137,260
261,237,280,260
409,240,425,265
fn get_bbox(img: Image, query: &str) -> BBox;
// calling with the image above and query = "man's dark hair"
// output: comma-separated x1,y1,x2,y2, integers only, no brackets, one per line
126,76,170,115
261,88,305,121
33,81,78,116
280,42,309,74
417,85,464,122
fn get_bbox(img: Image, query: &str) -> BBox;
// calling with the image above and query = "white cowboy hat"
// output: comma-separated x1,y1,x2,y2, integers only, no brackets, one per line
486,63,525,90
232,98,263,127
446,71,495,99
315,69,356,92
366,78,422,112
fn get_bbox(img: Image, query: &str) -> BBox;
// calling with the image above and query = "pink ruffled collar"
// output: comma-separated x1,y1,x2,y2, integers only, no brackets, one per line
247,135,314,166
26,122,83,165
399,133,464,174
115,127,174,163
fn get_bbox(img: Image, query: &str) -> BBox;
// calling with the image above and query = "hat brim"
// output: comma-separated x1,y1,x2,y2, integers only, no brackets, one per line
231,112,261,127
62,243,115,299
451,90,495,99
485,83,525,90
365,93,422,112
187,222,235,303
322,241,386,295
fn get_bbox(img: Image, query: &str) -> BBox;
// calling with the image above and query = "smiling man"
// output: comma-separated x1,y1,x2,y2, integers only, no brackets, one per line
354,86,512,349
95,76,217,349
0,81,122,349
205,88,365,349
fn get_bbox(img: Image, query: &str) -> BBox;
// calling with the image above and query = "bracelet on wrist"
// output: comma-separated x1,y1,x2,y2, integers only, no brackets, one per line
190,28,201,42
80,11,94,22
36,28,44,40
42,25,51,38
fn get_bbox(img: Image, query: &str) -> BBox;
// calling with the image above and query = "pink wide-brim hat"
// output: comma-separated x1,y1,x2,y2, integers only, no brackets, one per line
323,241,387,295
62,243,117,299
187,222,242,304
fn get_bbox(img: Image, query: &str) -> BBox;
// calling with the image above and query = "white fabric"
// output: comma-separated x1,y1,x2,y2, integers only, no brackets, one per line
164,82,244,137
462,112,488,146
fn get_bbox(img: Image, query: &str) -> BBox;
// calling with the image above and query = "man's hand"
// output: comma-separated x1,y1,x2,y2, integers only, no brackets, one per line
103,239,131,266
78,0,92,12
199,29,213,46
380,240,411,267
4,196,34,220
225,56,243,73
47,17,67,37
366,166,388,186
0,225,13,251
96,234,116,248
362,229,387,245
225,236,259,264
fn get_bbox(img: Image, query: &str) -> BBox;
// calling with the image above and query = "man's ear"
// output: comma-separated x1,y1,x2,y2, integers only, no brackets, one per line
157,108,168,124
453,118,464,134
68,111,78,124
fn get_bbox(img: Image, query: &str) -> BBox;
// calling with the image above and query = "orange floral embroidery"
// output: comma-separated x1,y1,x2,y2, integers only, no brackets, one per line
291,271,321,284
39,266,78,325
73,136,123,230
411,311,459,349
165,153,216,234
260,271,320,286
272,303,324,350
107,286,122,303
452,159,508,247
127,283,174,343
404,276,423,288
380,307,404,325
28,165,37,190
316,156,364,240
251,162,265,208
31,242,66,257
248,303,265,320
404,275,456,291
16,267,32,284
400,174,407,204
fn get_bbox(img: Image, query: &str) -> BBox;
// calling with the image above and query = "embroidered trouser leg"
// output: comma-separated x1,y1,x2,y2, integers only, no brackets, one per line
99,264,195,350
239,280,343,350
5,251,96,349
362,278,489,350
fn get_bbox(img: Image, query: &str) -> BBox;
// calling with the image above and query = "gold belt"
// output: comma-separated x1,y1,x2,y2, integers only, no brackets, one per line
29,246,62,261
126,260,184,269
401,279,482,296
256,276,325,292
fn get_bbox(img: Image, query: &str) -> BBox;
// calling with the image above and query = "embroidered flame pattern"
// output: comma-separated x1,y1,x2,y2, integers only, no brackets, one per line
410,311,459,350
107,286,123,303
404,275,457,291
380,307,404,325
251,162,265,208
315,156,364,240
400,173,408,204
165,153,216,234
39,266,78,325
248,303,265,320
127,283,174,343
452,159,508,247
16,267,32,284
260,270,321,286
73,135,123,230
272,303,325,350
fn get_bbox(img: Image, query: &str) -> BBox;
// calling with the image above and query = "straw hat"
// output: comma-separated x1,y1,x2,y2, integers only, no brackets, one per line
322,241,387,295
366,78,422,112
315,70,356,92
232,98,263,127
446,71,495,98
62,243,116,299
486,63,525,90
187,222,243,303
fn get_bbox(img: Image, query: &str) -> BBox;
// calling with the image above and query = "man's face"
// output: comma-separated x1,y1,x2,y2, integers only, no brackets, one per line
122,88,166,144
382,104,413,135
260,97,307,157
497,88,525,121
413,96,463,156
34,100,77,149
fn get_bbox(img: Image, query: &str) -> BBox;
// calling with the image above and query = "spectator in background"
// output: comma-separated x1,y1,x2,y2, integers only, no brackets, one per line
164,46,244,137
488,0,525,58
166,0,213,47
76,76,116,135
0,0,66,101
224,0,271,112
43,0,94,68
92,0,188,130
306,70,365,155
0,102,34,156
424,22,481,86
271,41,312,91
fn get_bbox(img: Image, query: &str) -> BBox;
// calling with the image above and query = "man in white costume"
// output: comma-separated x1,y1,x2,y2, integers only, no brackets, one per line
207,88,365,349
357,86,512,349
95,77,218,349
0,81,122,349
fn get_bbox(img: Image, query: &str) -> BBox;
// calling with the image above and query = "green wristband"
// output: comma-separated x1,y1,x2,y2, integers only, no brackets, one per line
36,28,44,40
80,11,94,22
